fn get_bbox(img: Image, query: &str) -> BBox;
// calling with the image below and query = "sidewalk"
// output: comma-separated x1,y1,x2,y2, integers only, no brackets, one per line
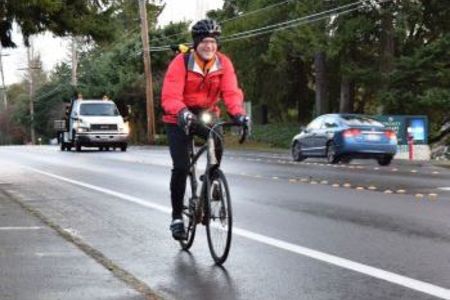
0,189,147,300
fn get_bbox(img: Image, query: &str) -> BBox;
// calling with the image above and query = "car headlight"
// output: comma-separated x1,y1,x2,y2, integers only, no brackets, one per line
120,122,130,134
75,119,89,129
76,127,89,133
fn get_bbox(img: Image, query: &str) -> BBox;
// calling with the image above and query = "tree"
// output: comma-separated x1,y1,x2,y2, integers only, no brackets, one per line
1,0,118,48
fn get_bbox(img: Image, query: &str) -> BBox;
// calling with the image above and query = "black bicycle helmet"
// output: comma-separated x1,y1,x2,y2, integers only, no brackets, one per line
191,19,221,49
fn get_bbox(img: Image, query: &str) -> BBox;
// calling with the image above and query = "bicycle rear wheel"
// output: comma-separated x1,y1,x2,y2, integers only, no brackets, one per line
205,169,232,264
179,174,197,250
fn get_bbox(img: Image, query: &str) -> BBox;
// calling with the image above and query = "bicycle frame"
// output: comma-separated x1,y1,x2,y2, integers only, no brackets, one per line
187,121,226,204
180,117,248,263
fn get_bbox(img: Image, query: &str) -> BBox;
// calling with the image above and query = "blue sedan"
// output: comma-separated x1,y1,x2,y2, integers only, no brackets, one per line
291,114,397,166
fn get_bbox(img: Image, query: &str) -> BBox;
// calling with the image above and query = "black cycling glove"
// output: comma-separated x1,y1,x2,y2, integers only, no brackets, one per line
233,114,250,126
177,108,195,130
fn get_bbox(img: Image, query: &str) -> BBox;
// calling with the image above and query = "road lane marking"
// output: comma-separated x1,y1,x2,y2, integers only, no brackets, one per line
232,228,450,300
6,187,161,300
26,167,171,214
27,167,450,300
0,226,41,230
428,193,438,200
438,187,450,191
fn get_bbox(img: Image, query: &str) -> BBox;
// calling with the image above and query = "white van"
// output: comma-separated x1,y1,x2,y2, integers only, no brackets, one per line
60,99,129,152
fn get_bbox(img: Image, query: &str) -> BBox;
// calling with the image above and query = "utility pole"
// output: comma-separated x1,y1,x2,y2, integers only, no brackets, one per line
71,36,78,86
0,45,9,145
27,46,36,145
138,0,156,144
0,45,8,110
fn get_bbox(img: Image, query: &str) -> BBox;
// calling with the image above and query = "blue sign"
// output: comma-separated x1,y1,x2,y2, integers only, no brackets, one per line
408,118,425,141
372,115,428,145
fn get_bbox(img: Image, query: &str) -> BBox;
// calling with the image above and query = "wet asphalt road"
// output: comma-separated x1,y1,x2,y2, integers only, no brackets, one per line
0,145,449,300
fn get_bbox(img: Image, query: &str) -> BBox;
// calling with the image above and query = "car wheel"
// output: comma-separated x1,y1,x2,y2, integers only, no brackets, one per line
75,137,82,152
292,142,305,161
326,142,339,164
377,155,393,166
340,156,352,164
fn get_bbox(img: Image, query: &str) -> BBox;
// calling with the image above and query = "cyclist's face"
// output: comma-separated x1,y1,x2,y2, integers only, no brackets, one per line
196,37,217,60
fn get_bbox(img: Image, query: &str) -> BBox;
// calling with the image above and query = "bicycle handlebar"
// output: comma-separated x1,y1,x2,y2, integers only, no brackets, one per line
188,118,248,144
220,121,248,144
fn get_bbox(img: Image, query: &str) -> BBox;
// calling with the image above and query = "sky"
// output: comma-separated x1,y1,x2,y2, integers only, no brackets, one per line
1,0,223,86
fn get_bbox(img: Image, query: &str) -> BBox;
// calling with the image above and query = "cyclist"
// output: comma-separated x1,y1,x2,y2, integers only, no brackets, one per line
161,19,249,240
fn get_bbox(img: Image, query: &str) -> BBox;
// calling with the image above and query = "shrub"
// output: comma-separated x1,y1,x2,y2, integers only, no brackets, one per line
249,123,298,149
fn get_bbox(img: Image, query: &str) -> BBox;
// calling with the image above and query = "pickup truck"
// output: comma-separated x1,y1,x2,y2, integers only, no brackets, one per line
59,98,129,152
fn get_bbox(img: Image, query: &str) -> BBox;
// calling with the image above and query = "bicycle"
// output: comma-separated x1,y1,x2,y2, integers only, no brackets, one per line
179,112,248,265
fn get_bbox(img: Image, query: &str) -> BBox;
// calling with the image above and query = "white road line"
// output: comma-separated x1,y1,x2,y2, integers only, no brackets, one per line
438,187,450,191
26,167,171,214
26,167,450,300
233,228,450,300
0,226,41,230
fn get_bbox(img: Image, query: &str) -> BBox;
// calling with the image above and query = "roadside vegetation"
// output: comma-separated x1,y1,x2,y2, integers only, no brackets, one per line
0,0,448,152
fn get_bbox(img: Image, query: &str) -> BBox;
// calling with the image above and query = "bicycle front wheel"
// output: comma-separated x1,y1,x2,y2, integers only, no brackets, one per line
205,169,232,264
180,174,197,250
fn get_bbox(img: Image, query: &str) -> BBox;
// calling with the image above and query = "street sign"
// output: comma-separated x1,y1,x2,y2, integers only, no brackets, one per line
373,115,428,145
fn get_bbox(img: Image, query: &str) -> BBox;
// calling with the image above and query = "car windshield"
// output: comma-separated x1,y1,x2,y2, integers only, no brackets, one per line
341,115,384,127
80,103,119,116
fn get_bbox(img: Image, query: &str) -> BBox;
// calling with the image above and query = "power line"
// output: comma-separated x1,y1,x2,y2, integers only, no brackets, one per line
222,0,392,42
148,0,379,52
224,8,357,42
83,26,141,61
221,0,363,41
220,0,292,24
148,0,294,45
35,84,63,101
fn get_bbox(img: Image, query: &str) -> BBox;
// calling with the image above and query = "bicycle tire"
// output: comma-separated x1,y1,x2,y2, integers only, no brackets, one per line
205,169,232,264
179,174,197,250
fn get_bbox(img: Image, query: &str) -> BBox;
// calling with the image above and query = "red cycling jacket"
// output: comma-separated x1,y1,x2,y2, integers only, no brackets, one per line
161,52,245,124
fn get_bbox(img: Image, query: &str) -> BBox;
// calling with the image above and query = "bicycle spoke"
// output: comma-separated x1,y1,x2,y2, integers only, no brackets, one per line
206,170,232,264
179,174,197,250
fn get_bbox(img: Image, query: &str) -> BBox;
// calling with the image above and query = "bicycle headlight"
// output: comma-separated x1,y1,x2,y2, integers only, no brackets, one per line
200,112,213,125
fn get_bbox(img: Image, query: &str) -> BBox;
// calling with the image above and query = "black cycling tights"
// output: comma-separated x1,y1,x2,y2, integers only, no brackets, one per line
166,124,222,220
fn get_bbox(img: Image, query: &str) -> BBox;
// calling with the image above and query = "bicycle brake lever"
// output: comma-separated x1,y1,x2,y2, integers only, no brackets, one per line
238,125,248,144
